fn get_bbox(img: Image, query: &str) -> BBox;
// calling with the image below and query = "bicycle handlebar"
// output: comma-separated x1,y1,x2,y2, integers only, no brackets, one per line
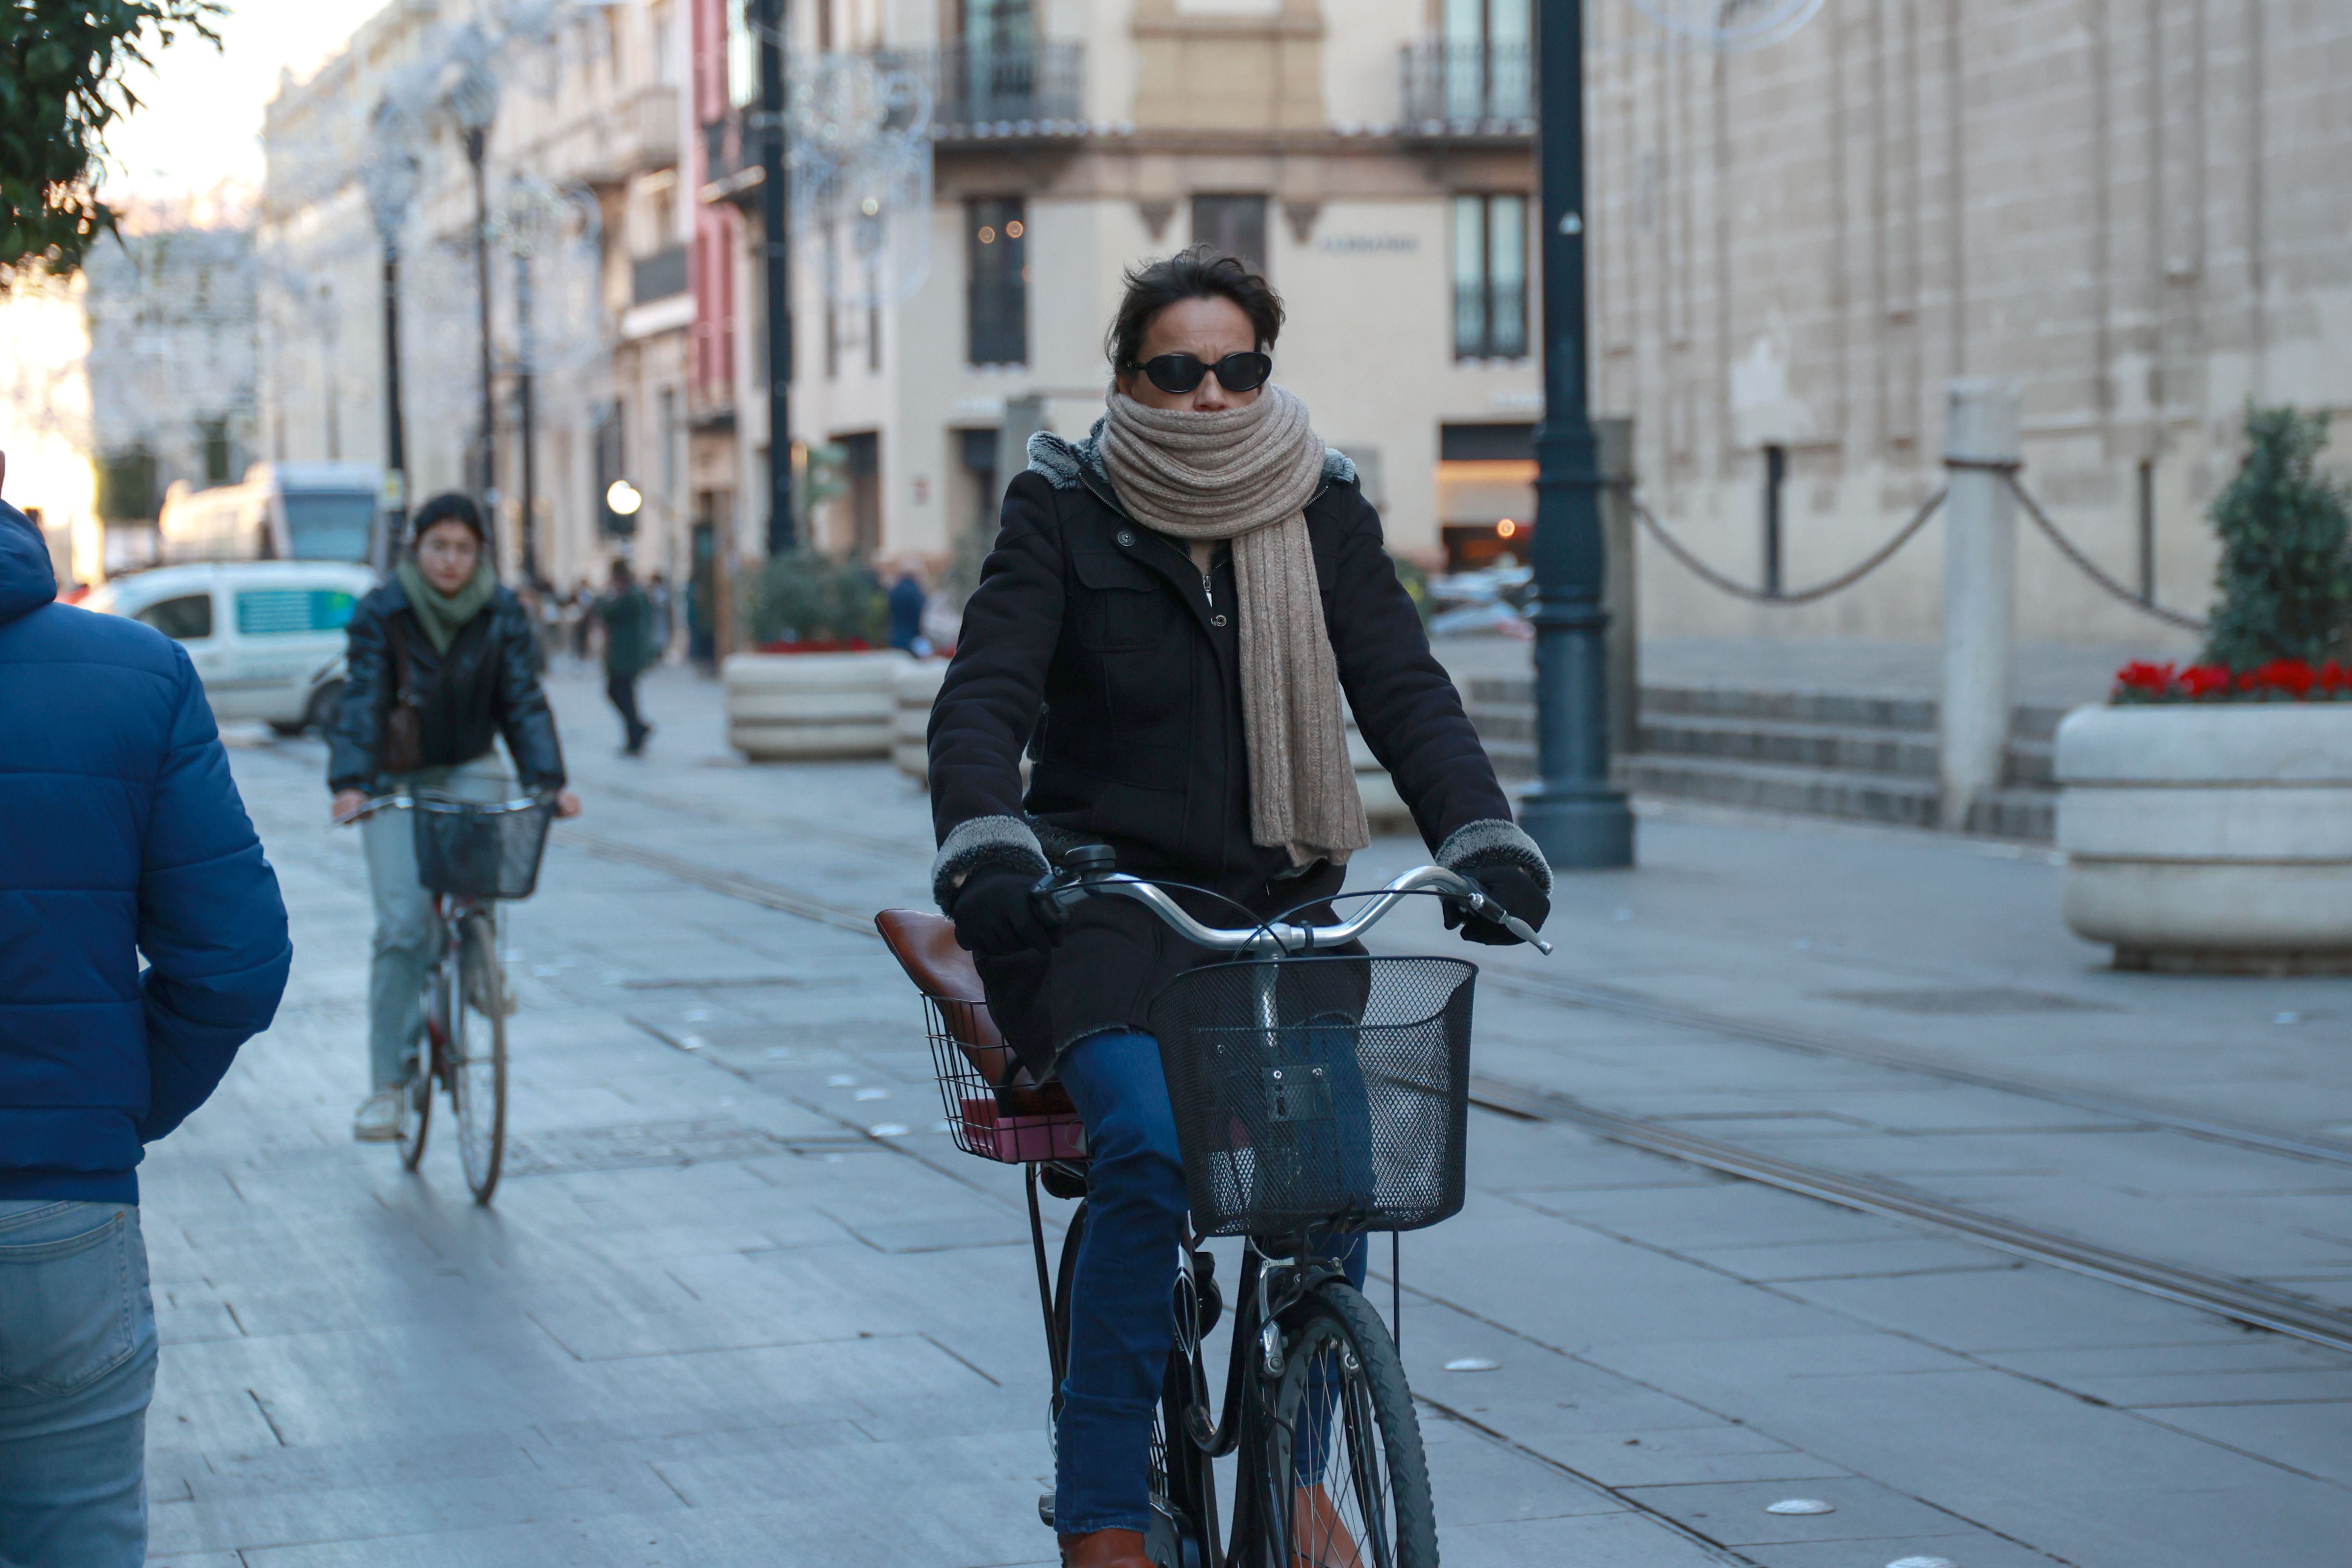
338,793,553,824
1034,850,1553,956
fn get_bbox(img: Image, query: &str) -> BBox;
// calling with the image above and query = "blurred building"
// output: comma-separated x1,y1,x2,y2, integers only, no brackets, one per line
257,0,692,591
694,0,1544,586
1585,0,2352,647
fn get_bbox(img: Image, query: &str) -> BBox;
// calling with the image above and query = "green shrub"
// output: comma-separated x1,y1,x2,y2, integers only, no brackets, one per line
2201,406,2352,670
745,549,886,646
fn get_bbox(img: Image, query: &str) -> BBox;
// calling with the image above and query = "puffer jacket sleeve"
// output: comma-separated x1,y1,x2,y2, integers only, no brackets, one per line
1321,483,1516,848
137,643,293,1143
327,588,391,792
925,471,1065,902
492,595,566,790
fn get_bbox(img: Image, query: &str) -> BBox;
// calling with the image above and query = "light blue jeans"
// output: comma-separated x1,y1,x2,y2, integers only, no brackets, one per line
0,1200,157,1568
363,756,513,1090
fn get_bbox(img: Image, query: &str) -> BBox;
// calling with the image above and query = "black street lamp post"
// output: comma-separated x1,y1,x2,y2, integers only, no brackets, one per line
755,0,796,555
451,54,503,539
1519,0,1635,868
364,100,416,570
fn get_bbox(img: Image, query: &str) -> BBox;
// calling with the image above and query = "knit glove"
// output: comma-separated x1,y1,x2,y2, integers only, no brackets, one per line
1444,865,1551,947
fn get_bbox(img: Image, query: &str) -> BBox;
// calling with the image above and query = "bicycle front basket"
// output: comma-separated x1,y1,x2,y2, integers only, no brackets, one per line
1146,955,1476,1239
412,799,555,900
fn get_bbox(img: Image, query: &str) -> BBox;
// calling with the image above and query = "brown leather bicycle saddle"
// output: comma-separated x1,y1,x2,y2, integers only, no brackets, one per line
875,908,1027,1089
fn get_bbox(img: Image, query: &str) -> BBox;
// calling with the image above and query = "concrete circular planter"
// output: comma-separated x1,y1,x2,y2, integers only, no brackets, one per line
723,650,909,761
2055,703,2352,972
892,658,948,781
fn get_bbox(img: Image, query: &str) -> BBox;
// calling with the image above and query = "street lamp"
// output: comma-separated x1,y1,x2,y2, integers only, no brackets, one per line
1519,0,1635,868
754,0,796,555
362,98,418,569
498,177,578,590
449,48,502,529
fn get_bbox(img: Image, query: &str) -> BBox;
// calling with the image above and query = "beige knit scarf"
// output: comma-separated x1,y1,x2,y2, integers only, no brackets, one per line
1099,384,1370,867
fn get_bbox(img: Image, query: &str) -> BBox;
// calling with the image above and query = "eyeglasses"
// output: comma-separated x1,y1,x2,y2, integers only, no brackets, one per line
1133,351,1273,396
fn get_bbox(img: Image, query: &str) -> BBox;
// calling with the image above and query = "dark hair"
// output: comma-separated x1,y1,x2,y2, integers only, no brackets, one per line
1106,245,1284,371
610,557,634,584
409,492,487,547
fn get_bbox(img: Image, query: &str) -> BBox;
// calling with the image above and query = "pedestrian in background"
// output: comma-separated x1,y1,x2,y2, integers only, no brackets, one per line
569,578,596,663
598,557,655,755
888,565,927,654
328,494,578,1140
646,569,675,661
0,482,292,1567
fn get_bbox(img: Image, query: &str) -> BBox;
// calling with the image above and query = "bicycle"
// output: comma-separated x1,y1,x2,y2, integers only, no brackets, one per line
348,792,556,1206
880,844,1549,1568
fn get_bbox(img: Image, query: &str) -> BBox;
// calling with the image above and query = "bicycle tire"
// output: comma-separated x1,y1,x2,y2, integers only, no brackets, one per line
1262,1283,1436,1568
398,962,443,1171
449,910,508,1205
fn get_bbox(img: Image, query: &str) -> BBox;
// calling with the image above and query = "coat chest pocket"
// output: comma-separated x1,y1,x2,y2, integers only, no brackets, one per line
1071,549,1177,653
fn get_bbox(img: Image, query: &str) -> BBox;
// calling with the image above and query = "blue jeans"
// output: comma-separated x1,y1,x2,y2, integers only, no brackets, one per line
1053,1032,1365,1536
362,756,512,1090
0,1201,156,1568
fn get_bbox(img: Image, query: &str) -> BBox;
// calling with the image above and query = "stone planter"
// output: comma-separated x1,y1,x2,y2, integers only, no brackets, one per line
2055,703,2352,972
723,650,909,761
893,659,948,781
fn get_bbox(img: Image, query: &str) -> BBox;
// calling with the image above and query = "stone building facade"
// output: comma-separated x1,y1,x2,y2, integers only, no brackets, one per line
1591,0,2352,648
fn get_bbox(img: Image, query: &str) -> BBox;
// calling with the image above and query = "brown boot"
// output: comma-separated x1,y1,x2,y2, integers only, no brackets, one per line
1058,1527,1150,1568
1293,1485,1365,1567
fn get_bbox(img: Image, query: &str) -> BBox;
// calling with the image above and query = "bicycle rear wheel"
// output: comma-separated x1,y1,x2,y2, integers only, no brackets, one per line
448,909,509,1205
1264,1283,1435,1568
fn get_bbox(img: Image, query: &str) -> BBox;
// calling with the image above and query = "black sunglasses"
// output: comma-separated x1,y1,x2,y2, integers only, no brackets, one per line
1133,351,1273,396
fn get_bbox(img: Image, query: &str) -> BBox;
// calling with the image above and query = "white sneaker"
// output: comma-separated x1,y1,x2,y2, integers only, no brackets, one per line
353,1088,404,1142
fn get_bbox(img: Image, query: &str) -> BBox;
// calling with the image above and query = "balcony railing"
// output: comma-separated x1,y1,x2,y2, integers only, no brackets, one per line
881,42,1086,140
1399,40,1534,135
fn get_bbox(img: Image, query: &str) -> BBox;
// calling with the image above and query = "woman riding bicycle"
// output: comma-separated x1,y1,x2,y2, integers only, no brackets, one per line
326,494,579,1143
926,247,1551,1568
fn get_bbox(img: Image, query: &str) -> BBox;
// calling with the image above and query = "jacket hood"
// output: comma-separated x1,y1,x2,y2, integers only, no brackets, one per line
0,501,58,627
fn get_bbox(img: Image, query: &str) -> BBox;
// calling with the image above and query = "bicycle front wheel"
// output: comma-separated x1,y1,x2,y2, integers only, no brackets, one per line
448,910,509,1205
399,963,444,1171
1265,1282,1436,1568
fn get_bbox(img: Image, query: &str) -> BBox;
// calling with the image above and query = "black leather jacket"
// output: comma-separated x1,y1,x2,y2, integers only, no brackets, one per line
327,578,566,794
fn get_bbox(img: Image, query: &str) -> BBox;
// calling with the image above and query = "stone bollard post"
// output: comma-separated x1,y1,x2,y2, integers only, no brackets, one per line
1595,418,1638,767
1940,379,2021,833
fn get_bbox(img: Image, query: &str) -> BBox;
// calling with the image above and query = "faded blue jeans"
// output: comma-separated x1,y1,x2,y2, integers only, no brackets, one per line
362,755,512,1090
1052,1031,1366,1537
0,1200,157,1568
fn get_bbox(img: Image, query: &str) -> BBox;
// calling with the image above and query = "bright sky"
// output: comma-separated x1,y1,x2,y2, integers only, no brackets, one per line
99,0,390,203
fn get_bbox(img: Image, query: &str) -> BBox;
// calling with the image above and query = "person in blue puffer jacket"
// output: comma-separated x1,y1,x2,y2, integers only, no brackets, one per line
0,488,292,1567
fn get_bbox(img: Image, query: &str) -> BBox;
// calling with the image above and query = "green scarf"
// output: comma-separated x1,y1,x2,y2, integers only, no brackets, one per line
396,556,498,653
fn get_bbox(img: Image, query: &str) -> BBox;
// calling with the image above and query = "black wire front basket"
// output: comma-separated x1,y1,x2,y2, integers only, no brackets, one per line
412,798,555,901
1146,955,1476,1239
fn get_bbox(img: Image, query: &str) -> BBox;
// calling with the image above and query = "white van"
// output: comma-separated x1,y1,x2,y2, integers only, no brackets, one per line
83,561,375,734
157,462,380,565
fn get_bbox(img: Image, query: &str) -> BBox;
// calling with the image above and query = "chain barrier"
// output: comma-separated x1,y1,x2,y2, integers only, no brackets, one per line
1629,458,2209,633
1956,460,2209,635
1629,485,1945,606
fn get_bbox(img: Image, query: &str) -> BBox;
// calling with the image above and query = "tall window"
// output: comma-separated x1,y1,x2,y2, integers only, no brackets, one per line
1452,193,1528,359
1191,194,1269,276
1442,0,1532,120
968,198,1027,365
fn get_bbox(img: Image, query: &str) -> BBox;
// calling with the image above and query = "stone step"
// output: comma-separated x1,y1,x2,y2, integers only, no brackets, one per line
1614,755,1943,830
1638,713,1942,780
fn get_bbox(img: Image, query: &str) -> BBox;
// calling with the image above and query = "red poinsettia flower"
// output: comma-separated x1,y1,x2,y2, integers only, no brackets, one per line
2178,664,2234,699
2320,661,2351,696
2111,661,2176,702
2255,658,2317,698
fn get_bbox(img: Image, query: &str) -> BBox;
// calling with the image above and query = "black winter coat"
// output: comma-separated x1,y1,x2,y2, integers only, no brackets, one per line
928,427,1538,1076
327,578,566,794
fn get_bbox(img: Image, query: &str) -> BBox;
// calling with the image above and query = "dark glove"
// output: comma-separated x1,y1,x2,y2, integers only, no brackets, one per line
949,870,1064,957
1446,865,1550,947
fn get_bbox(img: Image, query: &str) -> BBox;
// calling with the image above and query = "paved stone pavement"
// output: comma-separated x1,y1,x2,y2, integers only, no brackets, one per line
141,662,2351,1567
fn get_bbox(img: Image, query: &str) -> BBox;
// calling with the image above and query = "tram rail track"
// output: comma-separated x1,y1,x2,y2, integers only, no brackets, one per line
1466,1074,2352,1356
